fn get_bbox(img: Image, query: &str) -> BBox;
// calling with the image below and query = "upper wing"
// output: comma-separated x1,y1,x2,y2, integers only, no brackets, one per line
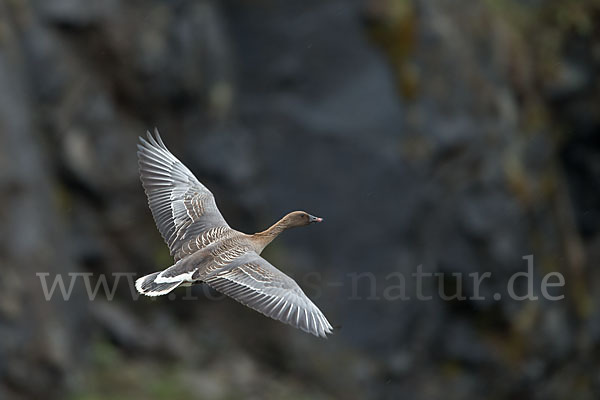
138,129,229,260
203,252,333,338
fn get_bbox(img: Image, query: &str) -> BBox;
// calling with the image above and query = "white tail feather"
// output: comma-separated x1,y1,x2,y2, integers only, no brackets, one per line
135,271,183,296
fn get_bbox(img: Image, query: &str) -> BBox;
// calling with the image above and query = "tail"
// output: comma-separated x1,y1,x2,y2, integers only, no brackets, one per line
135,271,183,297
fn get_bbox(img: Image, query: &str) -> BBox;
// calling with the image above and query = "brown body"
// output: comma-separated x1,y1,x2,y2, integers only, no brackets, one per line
163,212,320,282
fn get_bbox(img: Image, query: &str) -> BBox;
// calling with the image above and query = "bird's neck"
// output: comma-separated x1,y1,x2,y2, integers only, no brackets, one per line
252,217,291,253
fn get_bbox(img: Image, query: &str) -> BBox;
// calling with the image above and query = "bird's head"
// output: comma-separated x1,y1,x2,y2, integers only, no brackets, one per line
284,211,323,228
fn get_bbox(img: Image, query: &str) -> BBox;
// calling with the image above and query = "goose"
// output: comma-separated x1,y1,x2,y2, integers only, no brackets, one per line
135,129,333,337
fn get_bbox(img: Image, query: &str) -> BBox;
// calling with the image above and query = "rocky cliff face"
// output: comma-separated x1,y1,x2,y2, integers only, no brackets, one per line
0,0,599,399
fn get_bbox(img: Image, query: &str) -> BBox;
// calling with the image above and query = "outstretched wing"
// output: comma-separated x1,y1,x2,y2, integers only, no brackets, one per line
138,129,229,260
203,252,333,338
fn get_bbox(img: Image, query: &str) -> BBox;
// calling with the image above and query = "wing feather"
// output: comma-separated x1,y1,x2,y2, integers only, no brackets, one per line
138,129,230,259
203,252,333,337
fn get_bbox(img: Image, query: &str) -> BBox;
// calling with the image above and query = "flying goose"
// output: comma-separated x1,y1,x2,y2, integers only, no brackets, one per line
135,129,333,337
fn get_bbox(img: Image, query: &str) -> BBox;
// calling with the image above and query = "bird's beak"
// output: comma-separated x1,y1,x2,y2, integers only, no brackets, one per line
309,215,323,223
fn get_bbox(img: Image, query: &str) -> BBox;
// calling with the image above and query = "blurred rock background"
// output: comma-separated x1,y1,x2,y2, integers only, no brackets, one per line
0,0,599,399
